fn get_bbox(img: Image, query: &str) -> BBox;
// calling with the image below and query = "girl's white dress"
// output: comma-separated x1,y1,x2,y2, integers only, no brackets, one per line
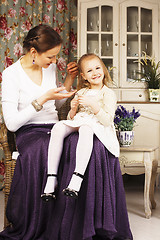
61,86,120,157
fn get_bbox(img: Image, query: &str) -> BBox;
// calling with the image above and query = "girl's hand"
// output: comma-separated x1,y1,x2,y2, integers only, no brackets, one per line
78,95,100,114
78,95,95,107
70,97,79,111
68,97,79,119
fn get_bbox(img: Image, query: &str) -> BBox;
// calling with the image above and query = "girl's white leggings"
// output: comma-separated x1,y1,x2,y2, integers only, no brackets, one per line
44,121,94,193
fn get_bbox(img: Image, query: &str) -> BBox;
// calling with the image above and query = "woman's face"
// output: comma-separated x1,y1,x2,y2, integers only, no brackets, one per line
35,44,61,68
81,57,104,89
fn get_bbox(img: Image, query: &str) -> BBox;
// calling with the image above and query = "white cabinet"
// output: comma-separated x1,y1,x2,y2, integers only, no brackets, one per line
78,0,119,84
120,0,159,90
78,0,119,79
119,102,160,160
77,0,159,101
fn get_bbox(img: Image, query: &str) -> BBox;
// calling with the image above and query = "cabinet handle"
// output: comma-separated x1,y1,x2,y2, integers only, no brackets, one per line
122,43,125,46
115,43,118,46
139,94,142,97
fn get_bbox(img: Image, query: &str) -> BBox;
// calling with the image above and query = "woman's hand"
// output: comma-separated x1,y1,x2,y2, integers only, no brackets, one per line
67,62,78,80
47,87,76,100
37,87,76,105
64,62,78,91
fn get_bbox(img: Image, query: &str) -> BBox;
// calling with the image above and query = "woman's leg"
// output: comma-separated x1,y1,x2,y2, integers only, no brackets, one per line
67,125,94,192
44,122,77,194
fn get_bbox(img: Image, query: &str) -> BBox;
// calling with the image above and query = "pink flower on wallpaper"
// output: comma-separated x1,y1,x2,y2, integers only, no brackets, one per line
0,16,7,30
8,8,16,18
19,7,26,17
4,56,13,68
70,30,77,50
44,0,51,3
64,48,69,55
21,20,32,32
0,162,5,176
4,27,13,40
57,57,66,71
27,0,34,5
57,0,68,12
47,5,52,12
13,0,18,5
62,46,69,55
14,43,23,57
54,23,64,34
43,14,50,24
53,16,56,23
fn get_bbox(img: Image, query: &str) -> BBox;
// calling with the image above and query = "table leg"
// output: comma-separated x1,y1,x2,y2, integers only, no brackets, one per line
144,152,152,219
149,159,158,209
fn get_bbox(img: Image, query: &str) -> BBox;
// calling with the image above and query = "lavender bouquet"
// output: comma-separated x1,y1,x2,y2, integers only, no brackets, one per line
114,105,140,131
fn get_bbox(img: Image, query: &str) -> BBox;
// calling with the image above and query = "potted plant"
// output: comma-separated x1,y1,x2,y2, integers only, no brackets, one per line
114,105,141,147
134,51,160,102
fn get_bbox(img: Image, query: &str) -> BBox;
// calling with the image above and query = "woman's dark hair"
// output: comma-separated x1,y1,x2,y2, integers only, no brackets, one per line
23,24,62,53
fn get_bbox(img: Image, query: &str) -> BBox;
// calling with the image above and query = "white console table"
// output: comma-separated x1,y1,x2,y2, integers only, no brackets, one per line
119,145,158,219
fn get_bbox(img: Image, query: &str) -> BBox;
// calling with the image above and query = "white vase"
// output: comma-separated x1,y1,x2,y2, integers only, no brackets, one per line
148,89,160,102
117,131,134,147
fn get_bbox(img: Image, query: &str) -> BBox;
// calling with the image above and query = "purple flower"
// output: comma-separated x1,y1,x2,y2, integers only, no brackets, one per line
114,105,141,131
134,111,141,120
114,116,121,124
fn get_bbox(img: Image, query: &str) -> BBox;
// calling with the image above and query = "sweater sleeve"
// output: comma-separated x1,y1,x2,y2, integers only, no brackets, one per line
95,88,117,127
2,69,38,132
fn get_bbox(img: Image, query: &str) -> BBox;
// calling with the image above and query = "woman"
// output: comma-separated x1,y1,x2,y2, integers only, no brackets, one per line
0,24,77,239
0,25,133,240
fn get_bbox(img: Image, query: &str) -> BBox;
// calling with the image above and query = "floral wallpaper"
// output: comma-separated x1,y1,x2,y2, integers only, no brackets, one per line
0,0,77,189
0,0,77,92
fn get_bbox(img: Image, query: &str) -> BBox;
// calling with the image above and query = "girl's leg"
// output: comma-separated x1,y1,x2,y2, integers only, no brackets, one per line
67,125,94,192
44,122,77,194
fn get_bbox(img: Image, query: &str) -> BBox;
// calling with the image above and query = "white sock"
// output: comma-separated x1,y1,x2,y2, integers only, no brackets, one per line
44,176,57,194
67,174,83,192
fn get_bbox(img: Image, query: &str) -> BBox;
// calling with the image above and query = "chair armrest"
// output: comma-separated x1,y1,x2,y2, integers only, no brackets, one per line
0,123,17,228
0,123,12,161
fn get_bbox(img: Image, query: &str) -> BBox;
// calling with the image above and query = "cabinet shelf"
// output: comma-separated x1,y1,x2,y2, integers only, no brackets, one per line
78,0,159,101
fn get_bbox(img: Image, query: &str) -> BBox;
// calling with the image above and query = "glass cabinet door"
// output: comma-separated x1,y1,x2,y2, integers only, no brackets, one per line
120,2,158,88
79,0,119,85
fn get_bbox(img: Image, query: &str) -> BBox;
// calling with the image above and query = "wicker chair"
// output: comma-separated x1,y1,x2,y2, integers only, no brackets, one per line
0,97,72,229
0,123,16,228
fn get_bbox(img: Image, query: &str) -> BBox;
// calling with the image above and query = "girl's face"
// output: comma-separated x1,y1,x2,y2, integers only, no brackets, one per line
81,57,104,89
33,44,61,68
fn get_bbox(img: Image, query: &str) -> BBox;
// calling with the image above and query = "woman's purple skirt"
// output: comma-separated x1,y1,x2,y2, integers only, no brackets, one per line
0,124,133,240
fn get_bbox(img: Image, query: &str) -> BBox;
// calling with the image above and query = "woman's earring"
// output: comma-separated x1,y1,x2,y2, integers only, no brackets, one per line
32,59,35,64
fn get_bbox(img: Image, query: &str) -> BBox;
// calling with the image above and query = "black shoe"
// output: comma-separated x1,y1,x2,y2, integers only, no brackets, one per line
41,174,57,202
62,188,78,199
62,172,84,199
41,192,56,202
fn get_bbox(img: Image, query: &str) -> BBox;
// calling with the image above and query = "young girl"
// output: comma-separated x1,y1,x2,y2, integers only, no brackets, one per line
41,53,120,201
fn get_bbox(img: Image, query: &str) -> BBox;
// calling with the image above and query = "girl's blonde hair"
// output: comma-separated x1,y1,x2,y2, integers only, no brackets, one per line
77,53,112,90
